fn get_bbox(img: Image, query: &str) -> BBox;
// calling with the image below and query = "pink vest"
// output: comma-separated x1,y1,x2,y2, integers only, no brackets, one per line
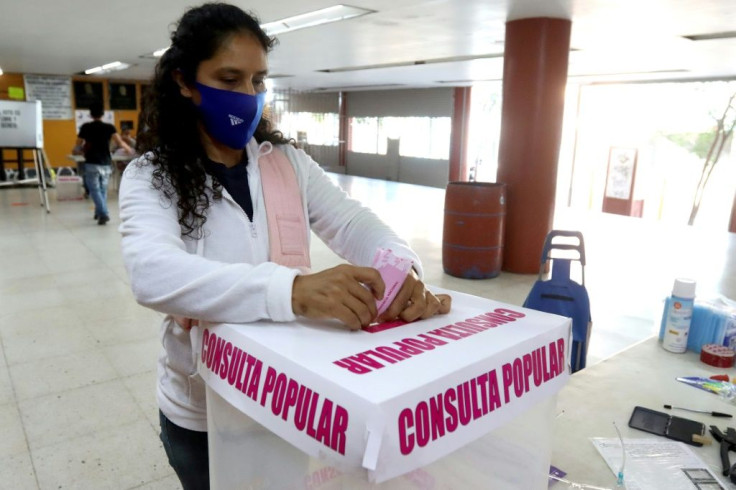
174,146,309,329
258,147,311,272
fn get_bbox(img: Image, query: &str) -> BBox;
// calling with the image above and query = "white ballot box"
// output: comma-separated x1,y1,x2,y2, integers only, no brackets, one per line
55,175,83,201
197,289,571,488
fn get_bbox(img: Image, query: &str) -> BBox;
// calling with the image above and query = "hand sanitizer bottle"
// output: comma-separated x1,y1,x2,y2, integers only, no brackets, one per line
662,278,696,353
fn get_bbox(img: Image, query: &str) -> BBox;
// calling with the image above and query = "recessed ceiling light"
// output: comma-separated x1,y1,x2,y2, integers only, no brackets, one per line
139,47,169,59
261,4,375,35
84,61,131,75
140,5,375,61
314,83,404,91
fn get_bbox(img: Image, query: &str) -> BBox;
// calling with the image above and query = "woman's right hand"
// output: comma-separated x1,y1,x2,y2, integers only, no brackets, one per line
291,264,386,331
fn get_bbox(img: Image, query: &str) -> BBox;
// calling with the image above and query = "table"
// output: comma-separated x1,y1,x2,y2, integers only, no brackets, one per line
553,336,736,488
198,289,571,488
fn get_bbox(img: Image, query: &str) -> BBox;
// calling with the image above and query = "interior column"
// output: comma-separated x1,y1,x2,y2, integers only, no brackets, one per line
496,17,571,273
449,86,472,182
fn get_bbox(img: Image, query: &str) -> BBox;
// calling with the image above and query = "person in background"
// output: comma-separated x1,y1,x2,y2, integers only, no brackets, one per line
112,127,137,154
74,102,133,224
119,3,451,489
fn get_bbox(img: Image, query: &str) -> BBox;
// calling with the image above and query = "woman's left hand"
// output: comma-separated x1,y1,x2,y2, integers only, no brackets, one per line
377,269,452,323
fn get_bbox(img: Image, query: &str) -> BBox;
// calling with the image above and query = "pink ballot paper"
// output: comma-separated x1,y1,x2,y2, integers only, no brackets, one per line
371,248,414,317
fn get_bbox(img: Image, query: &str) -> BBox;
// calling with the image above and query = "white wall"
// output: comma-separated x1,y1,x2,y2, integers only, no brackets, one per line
347,88,453,118
347,152,448,188
304,144,339,168
398,156,449,188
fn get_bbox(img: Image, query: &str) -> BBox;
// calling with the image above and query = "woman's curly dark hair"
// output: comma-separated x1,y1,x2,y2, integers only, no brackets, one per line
137,2,290,238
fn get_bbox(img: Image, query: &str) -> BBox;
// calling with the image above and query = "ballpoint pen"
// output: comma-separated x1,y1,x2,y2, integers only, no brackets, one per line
664,404,733,418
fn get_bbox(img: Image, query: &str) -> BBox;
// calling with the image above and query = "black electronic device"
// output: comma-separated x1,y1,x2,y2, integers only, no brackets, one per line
628,406,706,447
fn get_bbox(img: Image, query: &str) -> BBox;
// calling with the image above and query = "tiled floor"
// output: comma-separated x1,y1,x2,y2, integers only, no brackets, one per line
1,175,734,489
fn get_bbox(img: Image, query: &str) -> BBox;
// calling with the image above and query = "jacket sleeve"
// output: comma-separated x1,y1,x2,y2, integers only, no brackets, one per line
282,146,424,277
118,160,299,323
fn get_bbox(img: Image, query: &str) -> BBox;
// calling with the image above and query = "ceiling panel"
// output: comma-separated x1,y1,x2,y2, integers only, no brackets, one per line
0,0,734,91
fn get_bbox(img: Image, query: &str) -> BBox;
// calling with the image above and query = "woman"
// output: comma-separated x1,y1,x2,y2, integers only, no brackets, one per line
119,3,451,488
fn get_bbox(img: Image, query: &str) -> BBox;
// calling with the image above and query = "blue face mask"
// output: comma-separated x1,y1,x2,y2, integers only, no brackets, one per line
194,82,266,149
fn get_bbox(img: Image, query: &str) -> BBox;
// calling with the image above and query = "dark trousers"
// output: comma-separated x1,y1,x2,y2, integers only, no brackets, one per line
159,411,210,490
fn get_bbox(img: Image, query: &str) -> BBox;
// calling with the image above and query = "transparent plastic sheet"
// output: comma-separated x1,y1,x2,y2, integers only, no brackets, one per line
206,387,555,489
590,438,727,490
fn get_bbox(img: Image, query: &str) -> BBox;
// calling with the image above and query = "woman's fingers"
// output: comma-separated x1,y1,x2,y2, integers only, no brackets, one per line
292,264,384,329
291,264,453,330
437,294,452,314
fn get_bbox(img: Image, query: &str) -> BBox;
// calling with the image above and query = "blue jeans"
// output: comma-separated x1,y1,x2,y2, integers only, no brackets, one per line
84,164,112,218
159,411,210,490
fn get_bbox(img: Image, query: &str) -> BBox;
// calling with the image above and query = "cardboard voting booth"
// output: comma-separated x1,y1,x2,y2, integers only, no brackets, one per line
0,100,43,148
197,289,571,488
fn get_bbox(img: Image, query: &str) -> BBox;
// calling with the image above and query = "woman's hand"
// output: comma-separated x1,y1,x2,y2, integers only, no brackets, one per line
378,269,452,323
292,264,385,331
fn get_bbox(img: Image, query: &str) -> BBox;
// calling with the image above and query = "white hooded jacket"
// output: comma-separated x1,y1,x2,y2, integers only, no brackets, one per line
119,139,421,431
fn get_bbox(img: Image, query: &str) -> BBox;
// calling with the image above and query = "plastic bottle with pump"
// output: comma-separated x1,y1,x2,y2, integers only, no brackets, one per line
662,278,697,353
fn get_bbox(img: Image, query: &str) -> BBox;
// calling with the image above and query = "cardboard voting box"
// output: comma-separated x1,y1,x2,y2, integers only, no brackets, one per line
198,289,571,488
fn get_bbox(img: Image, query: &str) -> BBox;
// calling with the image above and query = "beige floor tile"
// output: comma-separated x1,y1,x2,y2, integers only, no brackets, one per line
103,338,162,378
0,368,12,406
58,280,134,306
9,350,119,401
0,254,51,281
0,452,38,489
32,419,172,490
0,228,29,243
0,273,60,296
35,241,93,261
73,296,160,325
0,288,69,320
41,253,108,275
0,304,82,331
109,264,132,285
52,266,123,289
2,321,98,366
122,371,161,430
19,379,143,451
0,403,28,459
84,312,161,346
132,474,182,490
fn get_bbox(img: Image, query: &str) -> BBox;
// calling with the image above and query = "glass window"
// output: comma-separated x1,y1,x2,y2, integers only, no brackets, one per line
349,116,451,159
279,112,339,146
350,117,380,154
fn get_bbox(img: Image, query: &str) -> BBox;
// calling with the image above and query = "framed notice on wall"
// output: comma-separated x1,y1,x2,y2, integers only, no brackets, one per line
604,147,637,200
23,75,73,120
109,82,137,110
73,80,104,110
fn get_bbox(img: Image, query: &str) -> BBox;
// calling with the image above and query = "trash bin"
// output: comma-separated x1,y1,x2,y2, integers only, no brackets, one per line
442,182,506,279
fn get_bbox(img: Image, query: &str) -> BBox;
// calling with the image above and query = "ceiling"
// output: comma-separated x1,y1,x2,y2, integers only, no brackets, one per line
1,0,735,92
